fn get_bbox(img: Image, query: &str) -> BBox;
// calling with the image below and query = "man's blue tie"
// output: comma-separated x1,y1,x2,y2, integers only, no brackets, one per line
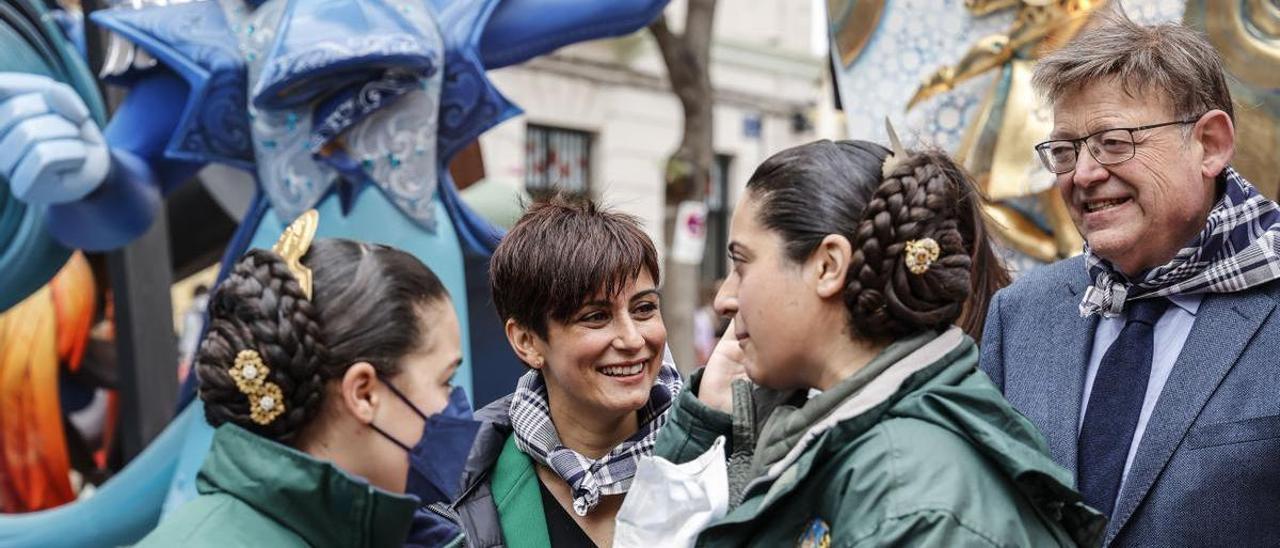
1078,297,1170,517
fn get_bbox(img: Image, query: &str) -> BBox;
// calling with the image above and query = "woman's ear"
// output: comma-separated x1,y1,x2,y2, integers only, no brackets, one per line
811,234,853,299
339,362,380,424
505,319,545,369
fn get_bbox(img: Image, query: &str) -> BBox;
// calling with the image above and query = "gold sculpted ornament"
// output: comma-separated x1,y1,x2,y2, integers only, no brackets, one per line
904,238,941,275
228,349,286,426
905,0,1100,262
229,349,268,393
249,383,285,426
272,209,319,299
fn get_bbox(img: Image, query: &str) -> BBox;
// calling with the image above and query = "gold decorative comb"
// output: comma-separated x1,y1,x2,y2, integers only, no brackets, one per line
272,209,319,299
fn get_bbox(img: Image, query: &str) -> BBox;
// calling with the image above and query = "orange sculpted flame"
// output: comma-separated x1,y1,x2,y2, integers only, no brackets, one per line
0,253,95,512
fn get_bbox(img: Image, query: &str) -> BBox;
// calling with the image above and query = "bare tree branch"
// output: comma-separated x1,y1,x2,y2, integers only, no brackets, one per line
647,1,719,375
648,13,678,58
645,14,686,90
648,12,711,112
684,0,718,67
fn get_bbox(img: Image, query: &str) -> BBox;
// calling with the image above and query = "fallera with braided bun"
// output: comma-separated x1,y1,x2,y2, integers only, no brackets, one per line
196,237,454,448
742,139,1007,342
196,248,328,442
666,140,1099,547
142,237,466,547
846,152,976,339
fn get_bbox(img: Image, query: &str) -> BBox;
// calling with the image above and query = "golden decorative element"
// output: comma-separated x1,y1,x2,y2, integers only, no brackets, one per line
988,60,1053,202
1197,0,1280,89
908,34,1010,110
1041,188,1083,256
229,349,286,426
982,202,1059,263
907,0,1105,109
1186,0,1280,198
953,73,1000,171
249,382,285,426
966,0,1026,17
904,238,942,275
900,0,1104,262
828,0,886,68
1231,100,1280,199
272,209,320,299
230,349,268,393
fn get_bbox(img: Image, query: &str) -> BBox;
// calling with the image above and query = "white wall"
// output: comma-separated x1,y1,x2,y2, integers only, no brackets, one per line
479,0,827,247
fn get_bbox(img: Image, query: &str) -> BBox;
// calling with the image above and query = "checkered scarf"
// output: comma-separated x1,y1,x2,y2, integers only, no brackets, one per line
1081,167,1280,318
508,355,682,516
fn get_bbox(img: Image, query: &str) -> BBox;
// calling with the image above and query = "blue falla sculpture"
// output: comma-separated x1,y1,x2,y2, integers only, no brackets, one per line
0,0,109,313
0,0,667,545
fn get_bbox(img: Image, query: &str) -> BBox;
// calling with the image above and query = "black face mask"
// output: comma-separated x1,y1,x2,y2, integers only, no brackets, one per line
371,383,482,506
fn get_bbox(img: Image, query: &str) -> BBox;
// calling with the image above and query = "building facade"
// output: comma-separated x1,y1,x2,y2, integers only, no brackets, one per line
478,0,830,287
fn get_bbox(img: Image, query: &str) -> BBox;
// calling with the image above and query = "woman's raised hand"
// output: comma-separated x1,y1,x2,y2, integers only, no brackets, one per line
697,320,749,413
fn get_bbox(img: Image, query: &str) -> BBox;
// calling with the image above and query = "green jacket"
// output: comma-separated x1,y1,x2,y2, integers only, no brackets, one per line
136,424,419,547
656,328,1105,547
450,394,558,548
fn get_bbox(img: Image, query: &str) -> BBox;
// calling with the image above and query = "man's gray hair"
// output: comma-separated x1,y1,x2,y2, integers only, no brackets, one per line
1032,8,1233,122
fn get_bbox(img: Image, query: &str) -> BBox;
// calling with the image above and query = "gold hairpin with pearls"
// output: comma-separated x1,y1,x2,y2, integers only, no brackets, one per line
229,349,285,425
272,209,320,299
903,238,941,275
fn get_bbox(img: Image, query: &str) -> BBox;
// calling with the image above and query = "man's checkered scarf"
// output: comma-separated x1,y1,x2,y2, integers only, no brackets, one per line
508,356,682,516
1081,167,1280,318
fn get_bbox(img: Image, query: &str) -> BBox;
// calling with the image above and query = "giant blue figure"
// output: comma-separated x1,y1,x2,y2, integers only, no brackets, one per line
0,0,667,545
0,0,109,313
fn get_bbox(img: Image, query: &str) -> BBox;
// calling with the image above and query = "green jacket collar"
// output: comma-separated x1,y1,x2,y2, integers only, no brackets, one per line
749,328,964,483
198,424,419,548
488,434,552,548
747,329,942,477
720,328,1104,544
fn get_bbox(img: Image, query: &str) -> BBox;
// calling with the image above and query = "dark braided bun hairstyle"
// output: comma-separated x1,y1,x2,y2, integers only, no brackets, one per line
195,238,449,443
745,139,1009,342
846,151,975,337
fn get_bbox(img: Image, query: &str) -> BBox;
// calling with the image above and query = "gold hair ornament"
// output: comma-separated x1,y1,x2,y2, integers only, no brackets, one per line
903,238,941,276
272,209,320,299
229,349,286,425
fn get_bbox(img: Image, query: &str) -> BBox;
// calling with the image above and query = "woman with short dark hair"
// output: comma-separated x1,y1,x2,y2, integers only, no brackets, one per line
452,196,680,548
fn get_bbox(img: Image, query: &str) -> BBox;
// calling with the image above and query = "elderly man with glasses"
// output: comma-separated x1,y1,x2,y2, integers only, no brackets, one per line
979,10,1280,548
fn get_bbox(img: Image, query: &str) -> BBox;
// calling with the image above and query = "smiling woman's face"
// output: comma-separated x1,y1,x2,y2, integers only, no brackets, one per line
534,269,667,419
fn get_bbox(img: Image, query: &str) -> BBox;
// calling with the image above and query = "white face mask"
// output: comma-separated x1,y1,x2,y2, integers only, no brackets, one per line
613,436,729,548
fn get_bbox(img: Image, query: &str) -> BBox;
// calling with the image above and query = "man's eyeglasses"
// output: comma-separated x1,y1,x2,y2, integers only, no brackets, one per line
1034,119,1200,174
